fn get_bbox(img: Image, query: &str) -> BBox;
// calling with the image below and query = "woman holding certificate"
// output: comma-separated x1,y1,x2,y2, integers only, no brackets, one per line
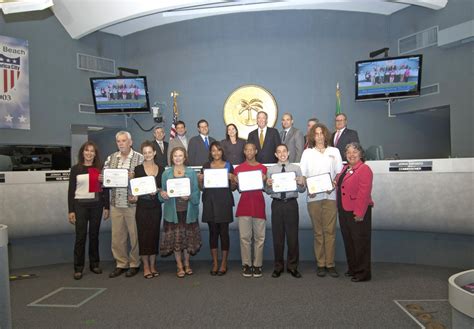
234,142,267,278
335,142,374,282
300,123,343,278
159,146,201,278
198,141,236,276
68,141,109,280
130,141,164,279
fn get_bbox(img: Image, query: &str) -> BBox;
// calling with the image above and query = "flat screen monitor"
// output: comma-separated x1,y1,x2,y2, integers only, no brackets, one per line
355,55,422,101
90,76,150,114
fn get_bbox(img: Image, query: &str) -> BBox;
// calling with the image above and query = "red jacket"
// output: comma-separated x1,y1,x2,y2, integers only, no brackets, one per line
336,161,374,218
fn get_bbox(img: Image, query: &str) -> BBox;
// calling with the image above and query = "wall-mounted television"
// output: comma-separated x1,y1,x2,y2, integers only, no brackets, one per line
355,55,422,101
90,76,150,114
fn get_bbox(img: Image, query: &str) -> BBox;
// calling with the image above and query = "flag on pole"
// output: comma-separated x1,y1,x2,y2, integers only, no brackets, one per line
169,91,179,141
336,82,342,116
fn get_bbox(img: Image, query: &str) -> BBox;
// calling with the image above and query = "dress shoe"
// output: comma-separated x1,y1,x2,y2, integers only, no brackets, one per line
344,271,354,277
317,267,327,277
125,267,140,277
109,268,126,278
90,267,102,274
326,267,339,278
73,272,83,280
272,270,282,278
210,269,218,276
351,276,371,282
287,269,302,278
217,269,227,276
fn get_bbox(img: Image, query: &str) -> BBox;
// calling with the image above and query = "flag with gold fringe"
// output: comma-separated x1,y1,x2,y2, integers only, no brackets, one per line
336,82,342,116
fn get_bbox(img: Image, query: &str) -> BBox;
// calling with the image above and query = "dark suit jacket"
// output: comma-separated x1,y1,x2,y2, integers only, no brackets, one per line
153,140,168,167
247,127,281,164
330,128,360,161
281,127,304,163
187,135,216,166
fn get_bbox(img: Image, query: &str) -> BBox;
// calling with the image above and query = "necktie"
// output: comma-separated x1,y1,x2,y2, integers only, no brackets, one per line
281,164,286,199
282,130,287,142
334,130,341,146
204,136,209,149
159,142,164,153
259,130,264,148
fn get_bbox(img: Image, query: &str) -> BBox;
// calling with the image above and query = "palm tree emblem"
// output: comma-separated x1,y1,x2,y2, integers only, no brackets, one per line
238,98,263,125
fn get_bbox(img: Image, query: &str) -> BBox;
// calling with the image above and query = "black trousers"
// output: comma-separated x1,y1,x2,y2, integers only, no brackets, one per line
73,202,103,272
271,199,299,271
208,222,230,251
338,206,372,280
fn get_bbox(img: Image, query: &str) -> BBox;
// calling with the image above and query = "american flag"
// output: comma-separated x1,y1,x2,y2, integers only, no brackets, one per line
0,54,21,93
169,91,179,141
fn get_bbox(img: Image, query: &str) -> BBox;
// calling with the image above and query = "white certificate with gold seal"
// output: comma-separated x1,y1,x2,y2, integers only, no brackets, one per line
271,171,297,193
130,176,157,196
306,172,333,194
103,169,129,187
166,177,191,197
203,168,229,188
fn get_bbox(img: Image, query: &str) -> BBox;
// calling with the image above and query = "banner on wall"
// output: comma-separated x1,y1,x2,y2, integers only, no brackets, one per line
0,35,29,130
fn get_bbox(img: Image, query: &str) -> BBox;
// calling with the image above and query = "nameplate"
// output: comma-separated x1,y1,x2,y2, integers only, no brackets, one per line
389,161,433,172
45,172,70,182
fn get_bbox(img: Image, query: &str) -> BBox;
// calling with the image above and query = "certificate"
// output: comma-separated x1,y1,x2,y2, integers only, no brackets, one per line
237,170,264,192
203,168,229,189
103,169,129,187
166,177,191,197
306,172,333,194
130,176,157,196
271,171,297,193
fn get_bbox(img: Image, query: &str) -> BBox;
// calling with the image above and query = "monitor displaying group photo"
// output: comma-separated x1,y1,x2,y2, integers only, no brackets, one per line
90,76,151,114
355,55,422,101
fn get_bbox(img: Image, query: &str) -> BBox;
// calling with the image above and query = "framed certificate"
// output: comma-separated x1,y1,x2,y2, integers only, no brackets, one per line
271,171,297,193
166,177,191,197
306,172,333,194
103,169,129,187
203,168,229,189
237,170,264,192
130,176,157,196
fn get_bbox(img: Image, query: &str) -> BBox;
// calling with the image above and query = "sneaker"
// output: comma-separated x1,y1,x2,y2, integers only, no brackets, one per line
241,265,252,278
317,267,327,277
109,267,126,278
253,266,263,278
326,267,339,278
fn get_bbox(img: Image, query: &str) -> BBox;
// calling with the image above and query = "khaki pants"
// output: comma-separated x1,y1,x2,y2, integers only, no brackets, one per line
110,206,140,268
307,200,337,268
238,216,266,267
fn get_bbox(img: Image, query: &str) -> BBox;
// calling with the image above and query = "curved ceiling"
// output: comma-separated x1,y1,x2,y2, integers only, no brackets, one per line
3,0,448,39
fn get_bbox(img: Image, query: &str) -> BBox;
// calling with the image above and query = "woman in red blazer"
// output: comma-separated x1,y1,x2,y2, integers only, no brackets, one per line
335,142,374,282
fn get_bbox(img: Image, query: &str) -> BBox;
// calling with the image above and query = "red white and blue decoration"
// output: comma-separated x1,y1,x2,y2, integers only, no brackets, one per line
0,35,29,130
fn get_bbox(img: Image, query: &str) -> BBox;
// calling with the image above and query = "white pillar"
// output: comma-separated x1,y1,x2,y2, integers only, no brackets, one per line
0,224,12,329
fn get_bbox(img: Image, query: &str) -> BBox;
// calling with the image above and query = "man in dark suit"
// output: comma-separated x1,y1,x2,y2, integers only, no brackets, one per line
280,113,304,163
153,126,168,167
330,113,360,162
247,111,281,164
187,119,216,166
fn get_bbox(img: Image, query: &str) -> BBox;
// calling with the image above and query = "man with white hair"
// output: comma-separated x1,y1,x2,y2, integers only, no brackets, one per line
103,131,144,278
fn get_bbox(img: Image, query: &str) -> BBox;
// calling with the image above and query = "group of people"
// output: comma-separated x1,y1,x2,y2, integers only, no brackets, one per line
67,111,374,283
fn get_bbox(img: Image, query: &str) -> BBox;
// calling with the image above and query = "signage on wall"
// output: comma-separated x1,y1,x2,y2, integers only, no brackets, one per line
0,173,5,183
389,161,433,172
45,172,70,182
0,35,30,130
